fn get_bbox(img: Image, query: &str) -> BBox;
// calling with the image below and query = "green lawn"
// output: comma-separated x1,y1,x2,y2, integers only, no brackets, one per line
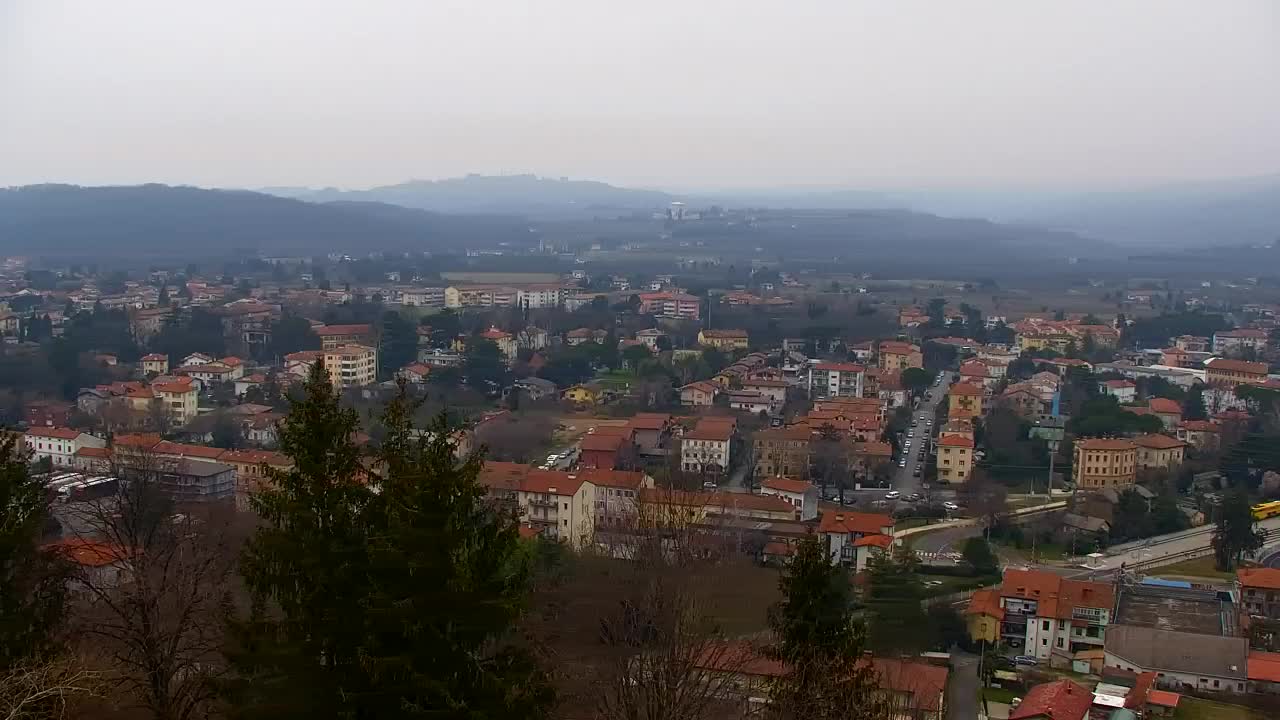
982,687,1019,705
1176,697,1269,720
1152,555,1235,581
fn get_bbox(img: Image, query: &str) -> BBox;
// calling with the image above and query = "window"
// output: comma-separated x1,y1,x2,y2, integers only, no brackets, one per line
1056,637,1063,648
1043,620,1050,631
563,503,568,510
1042,639,1048,646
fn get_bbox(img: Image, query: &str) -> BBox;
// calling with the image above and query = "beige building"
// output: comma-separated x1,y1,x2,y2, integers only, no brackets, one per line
140,353,169,376
153,377,199,425
936,433,974,483
1205,357,1269,387
1072,438,1137,488
1132,433,1187,470
877,341,923,371
948,383,985,420
323,345,378,390
697,328,749,351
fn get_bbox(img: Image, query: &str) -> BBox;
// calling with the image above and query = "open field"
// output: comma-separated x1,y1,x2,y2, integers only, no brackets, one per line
1176,697,1270,720
1150,555,1236,581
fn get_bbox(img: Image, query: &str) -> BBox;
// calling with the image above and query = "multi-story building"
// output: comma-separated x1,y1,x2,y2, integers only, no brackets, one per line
638,291,700,320
1177,420,1221,452
1174,335,1211,352
149,459,236,502
968,568,1114,662
807,362,865,399
1212,328,1269,356
575,468,653,528
758,477,820,521
818,510,895,571
140,353,169,376
1205,358,1269,387
516,284,566,309
478,327,517,359
1072,438,1137,488
1238,568,1280,621
680,419,735,476
23,427,106,468
153,376,199,425
1132,434,1187,471
323,345,378,389
947,383,985,420
751,426,813,480
444,285,518,310
936,433,974,483
697,329,749,351
316,323,375,350
877,341,923,371
398,287,446,308
1098,379,1136,403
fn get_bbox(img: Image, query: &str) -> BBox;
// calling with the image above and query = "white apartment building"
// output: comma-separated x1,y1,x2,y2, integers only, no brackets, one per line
24,428,106,468
516,285,566,309
398,287,446,308
323,345,378,390
680,422,733,475
1212,328,1269,355
153,377,200,425
758,477,820,521
514,471,597,548
994,569,1113,662
807,362,866,399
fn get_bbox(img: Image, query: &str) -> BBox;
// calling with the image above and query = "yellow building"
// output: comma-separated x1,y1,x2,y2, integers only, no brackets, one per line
965,588,1003,645
563,384,602,405
697,329,749,351
937,433,974,483
1133,434,1186,470
1072,438,1137,488
323,344,378,390
1205,358,1269,387
877,341,923,371
947,383,985,420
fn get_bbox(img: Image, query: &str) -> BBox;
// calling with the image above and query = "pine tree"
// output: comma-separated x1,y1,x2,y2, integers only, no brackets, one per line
0,433,68,671
1212,488,1265,571
222,360,374,718
765,536,886,720
865,545,929,656
357,388,553,717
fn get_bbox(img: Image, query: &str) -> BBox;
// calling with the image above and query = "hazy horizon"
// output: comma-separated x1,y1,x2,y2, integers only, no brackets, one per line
4,1,1279,190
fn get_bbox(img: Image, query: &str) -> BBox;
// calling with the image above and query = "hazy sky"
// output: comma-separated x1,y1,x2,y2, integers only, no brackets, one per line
3,1,1279,190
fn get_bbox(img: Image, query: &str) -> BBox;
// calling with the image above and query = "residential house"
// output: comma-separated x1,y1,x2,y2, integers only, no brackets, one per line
397,362,432,384
140,353,169,375
1213,328,1269,356
322,345,378,389
979,568,1114,663
478,327,517,359
1205,358,1269,387
728,391,774,414
679,380,719,407
877,341,923,371
635,328,666,350
284,350,324,380
563,383,603,406
936,433,975,483
741,377,788,407
626,413,672,452
818,510,895,571
1133,434,1187,471
1147,398,1183,431
24,399,72,428
397,286,446,308
565,328,596,346
697,328,749,351
24,428,106,468
515,284,566,309
516,326,549,351
966,588,1004,645
752,426,813,480
758,477,820,521
578,431,633,471
513,376,557,401
50,539,132,589
316,323,375,350
1072,439,1137,488
807,362,865,399
680,419,734,476
577,468,653,527
220,449,294,511
637,291,700,320
1174,335,1210,352
153,376,199,425
1007,679,1093,720
1177,420,1221,452
1099,379,1137,403
1238,568,1280,621
948,383,985,420
959,360,997,390
513,469,598,548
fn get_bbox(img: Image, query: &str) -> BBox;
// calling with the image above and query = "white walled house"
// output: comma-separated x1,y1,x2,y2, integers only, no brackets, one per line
24,427,106,468
758,477,820,521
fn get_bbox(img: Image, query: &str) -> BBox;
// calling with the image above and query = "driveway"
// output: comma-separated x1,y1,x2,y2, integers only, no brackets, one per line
947,649,980,720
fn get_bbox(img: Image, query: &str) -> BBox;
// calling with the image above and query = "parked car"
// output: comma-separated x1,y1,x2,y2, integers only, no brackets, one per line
1013,655,1038,666
943,501,960,511
906,492,924,502
898,459,907,467
912,467,922,477
702,481,717,490
884,490,901,500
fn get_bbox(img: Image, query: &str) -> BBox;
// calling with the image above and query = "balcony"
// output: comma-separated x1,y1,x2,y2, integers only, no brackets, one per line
527,498,558,509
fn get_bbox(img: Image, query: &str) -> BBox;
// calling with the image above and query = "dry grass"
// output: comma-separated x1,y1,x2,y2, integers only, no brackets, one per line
1150,555,1236,581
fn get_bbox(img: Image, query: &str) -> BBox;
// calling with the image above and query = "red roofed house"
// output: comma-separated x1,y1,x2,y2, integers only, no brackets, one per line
818,510,895,571
1132,434,1187,470
680,381,719,407
1213,328,1270,355
23,427,106,468
680,419,735,477
1009,679,1093,720
478,327,517,359
626,413,673,451
24,399,73,429
515,469,597,548
965,588,1005,644
982,568,1115,664
1205,357,1270,387
948,383,985,420
578,431,633,471
1098,379,1136,404
1238,567,1280,620
1146,397,1182,431
48,539,131,588
1247,650,1280,694
936,433,975,483
959,360,996,390
397,362,432,384
758,477,820,521
1177,420,1221,452
574,468,653,526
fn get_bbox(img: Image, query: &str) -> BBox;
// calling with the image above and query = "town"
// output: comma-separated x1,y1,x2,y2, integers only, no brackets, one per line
3,235,1280,719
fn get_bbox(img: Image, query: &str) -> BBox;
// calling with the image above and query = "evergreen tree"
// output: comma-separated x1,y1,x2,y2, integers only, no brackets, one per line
865,545,929,656
1212,488,1265,571
222,360,374,718
765,536,886,720
378,310,418,380
158,285,170,307
358,390,553,717
961,537,998,575
0,433,68,671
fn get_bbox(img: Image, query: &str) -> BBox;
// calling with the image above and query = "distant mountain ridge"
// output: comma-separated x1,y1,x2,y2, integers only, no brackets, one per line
0,184,531,258
265,174,675,216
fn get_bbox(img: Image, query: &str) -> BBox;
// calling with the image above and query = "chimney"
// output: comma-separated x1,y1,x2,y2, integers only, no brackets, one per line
548,487,557,494
835,514,844,522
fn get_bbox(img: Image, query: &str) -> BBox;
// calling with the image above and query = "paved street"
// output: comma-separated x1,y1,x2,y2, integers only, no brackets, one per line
947,649,980,720
893,372,953,497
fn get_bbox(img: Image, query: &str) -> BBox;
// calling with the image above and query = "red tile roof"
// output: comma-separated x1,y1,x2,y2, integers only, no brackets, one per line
813,362,865,373
579,434,625,452
938,434,975,448
950,383,983,396
1074,438,1137,451
1148,397,1182,415
818,510,893,536
760,477,815,494
153,440,226,460
966,588,1005,621
1207,358,1269,375
520,469,586,496
574,468,647,490
478,461,528,492
853,534,893,548
315,323,372,337
141,353,167,362
1179,420,1219,432
46,539,128,568
1239,567,1280,591
1248,651,1280,683
1009,679,1092,720
1132,433,1187,450
1146,690,1180,708
627,414,670,431
25,427,82,440
75,446,111,458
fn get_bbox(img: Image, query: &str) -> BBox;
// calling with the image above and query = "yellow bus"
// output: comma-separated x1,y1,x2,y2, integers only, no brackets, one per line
1252,501,1280,521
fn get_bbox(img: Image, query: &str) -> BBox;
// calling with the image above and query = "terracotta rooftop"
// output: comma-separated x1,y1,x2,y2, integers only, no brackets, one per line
950,383,983,396
1148,398,1182,415
1132,433,1187,450
817,510,893,536
1074,438,1137,451
1009,679,1092,720
25,427,82,440
760,477,815,494
315,323,372,336
1239,567,1280,591
573,468,647,490
1206,357,1268,375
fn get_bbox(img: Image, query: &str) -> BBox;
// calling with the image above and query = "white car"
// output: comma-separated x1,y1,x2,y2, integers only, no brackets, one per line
943,501,960,511
885,490,901,499
898,459,907,467
545,454,559,463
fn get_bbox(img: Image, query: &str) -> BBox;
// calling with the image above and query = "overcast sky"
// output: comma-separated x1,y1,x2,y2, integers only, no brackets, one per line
2,1,1278,191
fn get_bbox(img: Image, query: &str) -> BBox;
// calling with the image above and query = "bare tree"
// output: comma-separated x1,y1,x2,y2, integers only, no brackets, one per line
65,450,236,720
0,657,105,720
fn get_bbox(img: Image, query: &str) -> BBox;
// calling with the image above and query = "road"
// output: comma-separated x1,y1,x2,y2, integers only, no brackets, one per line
1067,516,1280,578
893,372,953,497
946,649,980,720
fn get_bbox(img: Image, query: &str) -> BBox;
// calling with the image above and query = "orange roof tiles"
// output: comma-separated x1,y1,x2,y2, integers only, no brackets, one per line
938,434,975,448
852,534,893,548
25,427,81,440
1074,438,1137,451
315,323,372,336
760,477,815,494
1132,434,1187,450
1008,679,1092,720
1248,651,1280,683
950,383,983,396
1239,567,1280,591
966,588,1005,621
47,539,128,568
520,469,586,496
818,510,893,535
813,362,865,373
574,468,646,490
1207,358,1268,375
1148,398,1182,415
